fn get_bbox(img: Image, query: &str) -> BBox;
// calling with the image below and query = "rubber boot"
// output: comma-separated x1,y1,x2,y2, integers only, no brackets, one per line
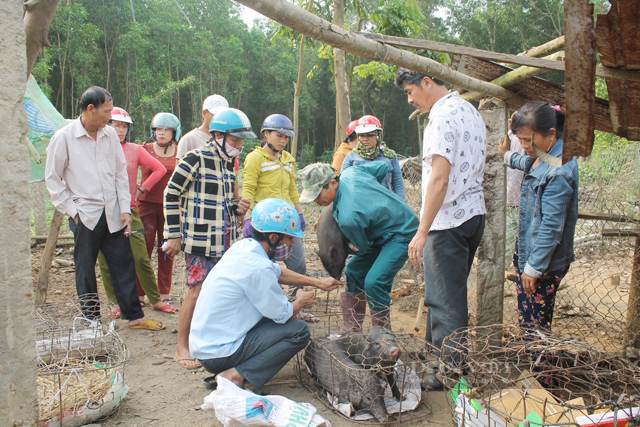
338,292,367,334
371,309,391,330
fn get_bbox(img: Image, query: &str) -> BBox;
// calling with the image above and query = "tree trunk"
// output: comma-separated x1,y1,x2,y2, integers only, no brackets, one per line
233,0,521,103
333,0,351,150
1,1,39,423
292,0,315,159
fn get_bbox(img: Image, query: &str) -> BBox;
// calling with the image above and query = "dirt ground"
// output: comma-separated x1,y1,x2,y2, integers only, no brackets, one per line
31,235,453,426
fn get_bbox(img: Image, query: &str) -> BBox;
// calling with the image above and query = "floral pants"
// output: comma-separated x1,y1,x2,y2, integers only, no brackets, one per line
513,247,569,331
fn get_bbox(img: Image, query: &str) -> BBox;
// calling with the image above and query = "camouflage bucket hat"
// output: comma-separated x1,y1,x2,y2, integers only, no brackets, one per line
299,163,337,203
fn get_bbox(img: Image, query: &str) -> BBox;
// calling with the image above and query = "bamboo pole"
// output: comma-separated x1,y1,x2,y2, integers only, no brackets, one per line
232,0,523,103
461,51,565,102
517,36,565,58
358,33,640,82
35,210,65,305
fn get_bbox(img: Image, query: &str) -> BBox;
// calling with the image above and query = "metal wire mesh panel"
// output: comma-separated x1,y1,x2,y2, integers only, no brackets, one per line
35,294,117,328
35,322,129,426
35,296,129,426
439,325,640,426
504,144,640,352
294,320,433,424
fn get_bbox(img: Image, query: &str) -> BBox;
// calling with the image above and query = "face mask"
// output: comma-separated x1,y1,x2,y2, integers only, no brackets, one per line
216,138,243,160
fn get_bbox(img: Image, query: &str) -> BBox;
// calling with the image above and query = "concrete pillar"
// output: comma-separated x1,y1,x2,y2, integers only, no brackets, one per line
476,98,508,327
0,1,39,425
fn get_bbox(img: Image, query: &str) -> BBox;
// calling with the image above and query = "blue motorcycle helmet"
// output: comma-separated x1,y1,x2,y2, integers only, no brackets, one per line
261,114,296,138
251,198,304,251
209,108,257,139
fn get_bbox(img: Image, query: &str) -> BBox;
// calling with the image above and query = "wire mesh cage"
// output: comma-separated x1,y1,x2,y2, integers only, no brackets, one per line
36,321,130,426
293,302,433,424
35,294,118,328
35,295,129,426
437,324,640,427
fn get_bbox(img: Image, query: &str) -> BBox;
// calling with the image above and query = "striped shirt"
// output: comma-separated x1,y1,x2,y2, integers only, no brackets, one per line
164,143,240,257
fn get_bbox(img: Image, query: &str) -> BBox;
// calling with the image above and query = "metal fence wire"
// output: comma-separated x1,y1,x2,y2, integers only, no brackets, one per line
438,324,640,427
293,302,434,424
398,142,640,354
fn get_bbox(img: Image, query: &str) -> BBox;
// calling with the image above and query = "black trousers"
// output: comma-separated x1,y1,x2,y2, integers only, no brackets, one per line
69,212,143,320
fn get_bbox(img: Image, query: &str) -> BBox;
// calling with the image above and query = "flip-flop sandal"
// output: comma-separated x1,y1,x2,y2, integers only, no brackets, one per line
203,376,218,389
173,355,202,370
139,301,146,308
162,298,175,305
109,307,121,319
153,301,178,313
129,319,165,331
424,373,444,391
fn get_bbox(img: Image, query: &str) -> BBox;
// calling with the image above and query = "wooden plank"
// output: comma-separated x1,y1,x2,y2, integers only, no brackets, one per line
617,0,640,70
563,0,596,162
578,211,640,224
451,54,614,135
358,32,640,82
35,210,65,305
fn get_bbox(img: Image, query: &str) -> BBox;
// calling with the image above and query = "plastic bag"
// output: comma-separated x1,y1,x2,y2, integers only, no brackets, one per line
202,377,331,427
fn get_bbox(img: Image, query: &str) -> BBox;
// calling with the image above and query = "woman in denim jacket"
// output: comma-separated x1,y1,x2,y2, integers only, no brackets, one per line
499,102,578,331
341,115,406,200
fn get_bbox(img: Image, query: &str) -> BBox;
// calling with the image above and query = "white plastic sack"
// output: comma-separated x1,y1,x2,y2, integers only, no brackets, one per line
202,377,332,427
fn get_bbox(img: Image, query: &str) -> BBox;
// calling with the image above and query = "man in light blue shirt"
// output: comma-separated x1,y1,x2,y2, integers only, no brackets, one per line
190,199,341,391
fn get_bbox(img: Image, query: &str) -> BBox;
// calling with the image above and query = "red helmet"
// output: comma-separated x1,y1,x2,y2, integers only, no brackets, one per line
355,115,382,134
346,120,358,137
111,107,133,124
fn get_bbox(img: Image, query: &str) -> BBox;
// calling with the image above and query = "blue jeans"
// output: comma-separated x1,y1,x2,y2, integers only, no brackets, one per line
199,317,310,391
423,215,485,354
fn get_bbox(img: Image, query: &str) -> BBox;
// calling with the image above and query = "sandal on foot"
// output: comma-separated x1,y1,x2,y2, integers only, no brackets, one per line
424,373,444,391
129,319,164,331
139,301,146,308
153,301,178,314
295,311,320,323
109,307,121,319
203,376,218,389
162,298,175,305
174,355,202,370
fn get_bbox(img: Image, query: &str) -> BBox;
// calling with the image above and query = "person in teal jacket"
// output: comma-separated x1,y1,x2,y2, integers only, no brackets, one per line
300,162,419,331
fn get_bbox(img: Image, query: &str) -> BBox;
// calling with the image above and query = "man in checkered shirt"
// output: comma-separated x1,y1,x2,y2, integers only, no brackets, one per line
163,108,256,369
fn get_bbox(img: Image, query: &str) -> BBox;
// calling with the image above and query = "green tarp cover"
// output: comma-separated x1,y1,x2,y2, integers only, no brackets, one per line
23,76,69,182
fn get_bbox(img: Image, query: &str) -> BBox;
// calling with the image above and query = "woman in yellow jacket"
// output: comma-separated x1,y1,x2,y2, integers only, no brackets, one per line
242,114,308,278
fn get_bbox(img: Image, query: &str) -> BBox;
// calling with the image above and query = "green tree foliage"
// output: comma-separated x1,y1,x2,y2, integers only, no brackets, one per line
36,0,626,166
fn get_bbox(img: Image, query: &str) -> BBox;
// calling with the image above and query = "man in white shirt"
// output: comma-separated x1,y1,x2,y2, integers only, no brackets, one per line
45,86,162,330
395,69,487,390
176,94,229,160
190,198,341,391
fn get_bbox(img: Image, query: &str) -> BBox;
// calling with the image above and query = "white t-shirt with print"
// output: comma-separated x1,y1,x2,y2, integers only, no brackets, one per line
422,92,487,231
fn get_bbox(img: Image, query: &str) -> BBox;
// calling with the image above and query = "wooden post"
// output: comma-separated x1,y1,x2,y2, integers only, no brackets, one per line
31,181,48,236
475,98,507,327
35,210,65,305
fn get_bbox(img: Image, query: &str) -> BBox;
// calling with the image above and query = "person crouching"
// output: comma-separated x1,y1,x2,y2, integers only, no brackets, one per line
189,198,342,391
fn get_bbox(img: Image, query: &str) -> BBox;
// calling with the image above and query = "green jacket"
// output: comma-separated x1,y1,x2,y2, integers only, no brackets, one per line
333,162,419,252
